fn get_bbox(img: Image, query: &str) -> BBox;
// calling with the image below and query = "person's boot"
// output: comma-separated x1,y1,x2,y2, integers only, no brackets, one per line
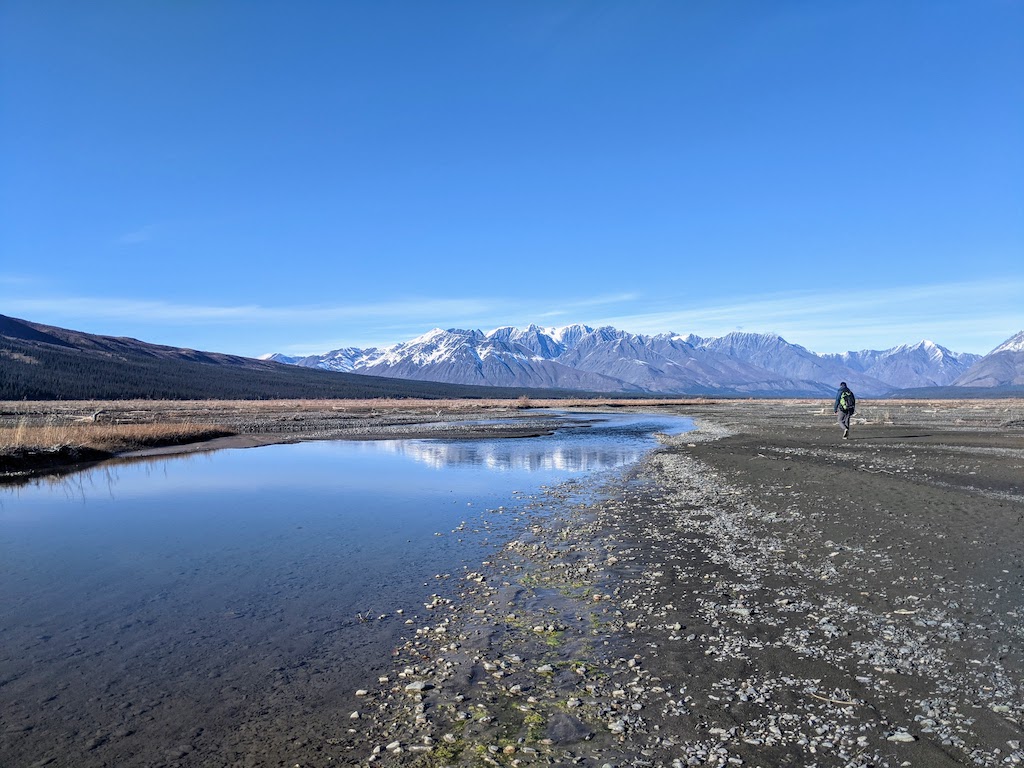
843,428,849,439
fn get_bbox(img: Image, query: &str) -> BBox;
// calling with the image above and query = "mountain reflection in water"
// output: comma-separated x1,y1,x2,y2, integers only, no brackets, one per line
375,437,644,472
365,410,690,472
0,410,692,768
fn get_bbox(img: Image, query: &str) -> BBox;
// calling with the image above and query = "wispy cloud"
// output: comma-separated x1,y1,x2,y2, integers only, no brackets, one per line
587,279,1024,354
1,292,639,329
3,280,1019,356
0,274,36,286
530,292,640,320
117,225,157,244
2,296,495,324
0,291,644,354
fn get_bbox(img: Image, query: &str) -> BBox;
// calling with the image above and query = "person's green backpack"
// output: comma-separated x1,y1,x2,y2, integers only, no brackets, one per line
840,389,856,412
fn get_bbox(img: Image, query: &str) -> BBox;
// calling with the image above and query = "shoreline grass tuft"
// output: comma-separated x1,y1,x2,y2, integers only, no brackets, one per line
1,420,232,455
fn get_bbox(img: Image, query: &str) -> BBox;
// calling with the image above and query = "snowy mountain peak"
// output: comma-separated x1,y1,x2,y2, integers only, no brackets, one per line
700,331,807,355
676,333,703,346
547,324,595,346
992,330,1024,354
486,326,517,341
725,331,782,341
267,323,1003,394
885,340,946,361
918,340,947,362
410,327,450,344
952,331,1024,388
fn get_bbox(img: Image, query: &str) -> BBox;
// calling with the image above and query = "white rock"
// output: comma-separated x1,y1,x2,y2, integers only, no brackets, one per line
887,731,917,743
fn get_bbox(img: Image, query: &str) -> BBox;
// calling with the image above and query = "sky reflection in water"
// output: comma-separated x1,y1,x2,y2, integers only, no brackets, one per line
0,411,691,765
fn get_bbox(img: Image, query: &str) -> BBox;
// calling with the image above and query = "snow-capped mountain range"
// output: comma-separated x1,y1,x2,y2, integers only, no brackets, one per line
267,325,1024,396
952,330,1024,388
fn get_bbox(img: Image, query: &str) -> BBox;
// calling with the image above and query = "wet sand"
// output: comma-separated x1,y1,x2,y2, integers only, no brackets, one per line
2,399,1022,767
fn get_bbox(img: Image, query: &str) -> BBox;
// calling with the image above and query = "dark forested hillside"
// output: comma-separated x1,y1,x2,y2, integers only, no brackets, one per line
0,315,579,400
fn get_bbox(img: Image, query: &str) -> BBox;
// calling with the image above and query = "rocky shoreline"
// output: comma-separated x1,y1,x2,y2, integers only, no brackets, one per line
2,399,1021,767
339,405,1022,767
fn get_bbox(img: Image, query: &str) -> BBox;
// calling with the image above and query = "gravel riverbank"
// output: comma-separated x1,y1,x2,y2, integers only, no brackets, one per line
342,401,1023,767
2,399,1021,767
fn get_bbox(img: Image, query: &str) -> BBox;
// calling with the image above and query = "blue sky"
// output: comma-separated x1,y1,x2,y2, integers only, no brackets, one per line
2,2,1022,357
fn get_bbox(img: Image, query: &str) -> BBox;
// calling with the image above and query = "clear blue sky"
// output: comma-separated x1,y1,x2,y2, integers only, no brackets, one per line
2,1,1022,357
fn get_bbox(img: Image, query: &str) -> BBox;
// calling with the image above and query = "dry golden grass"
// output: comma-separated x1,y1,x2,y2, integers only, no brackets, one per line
0,397,714,424
0,421,230,454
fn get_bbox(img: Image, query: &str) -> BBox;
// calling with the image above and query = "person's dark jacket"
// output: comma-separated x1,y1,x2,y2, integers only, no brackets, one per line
834,385,855,413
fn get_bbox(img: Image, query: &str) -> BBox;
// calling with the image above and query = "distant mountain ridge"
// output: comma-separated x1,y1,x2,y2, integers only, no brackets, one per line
952,330,1024,388
269,324,1015,396
4,312,1017,401
0,314,583,401
821,340,983,389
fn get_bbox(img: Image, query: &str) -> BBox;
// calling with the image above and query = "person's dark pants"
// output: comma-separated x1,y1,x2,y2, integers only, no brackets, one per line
837,409,852,434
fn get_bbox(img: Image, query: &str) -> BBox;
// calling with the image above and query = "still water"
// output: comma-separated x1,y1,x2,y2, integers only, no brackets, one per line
0,411,690,766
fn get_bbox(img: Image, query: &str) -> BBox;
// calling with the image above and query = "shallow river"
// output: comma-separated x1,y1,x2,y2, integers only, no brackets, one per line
0,410,690,766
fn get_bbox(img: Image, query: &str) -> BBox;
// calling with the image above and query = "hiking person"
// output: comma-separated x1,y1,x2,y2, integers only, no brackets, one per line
834,381,856,439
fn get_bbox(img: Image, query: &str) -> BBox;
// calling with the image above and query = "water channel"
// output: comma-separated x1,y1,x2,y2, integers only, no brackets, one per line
0,410,691,766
